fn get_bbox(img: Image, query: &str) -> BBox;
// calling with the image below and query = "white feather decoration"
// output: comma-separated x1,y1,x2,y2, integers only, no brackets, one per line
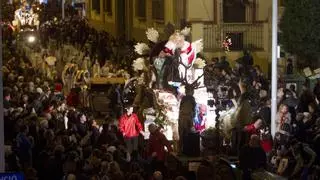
194,58,206,68
146,28,159,43
134,43,150,55
180,27,191,36
192,39,204,54
132,58,146,72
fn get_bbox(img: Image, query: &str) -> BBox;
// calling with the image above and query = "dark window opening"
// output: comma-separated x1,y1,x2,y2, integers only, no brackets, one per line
92,0,100,13
226,32,243,50
103,0,112,15
136,0,146,18
152,0,164,20
223,0,246,23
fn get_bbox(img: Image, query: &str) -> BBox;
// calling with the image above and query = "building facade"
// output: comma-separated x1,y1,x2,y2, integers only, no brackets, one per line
85,0,185,40
86,0,280,74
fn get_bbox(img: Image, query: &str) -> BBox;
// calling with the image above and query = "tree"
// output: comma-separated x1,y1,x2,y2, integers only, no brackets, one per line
279,0,320,69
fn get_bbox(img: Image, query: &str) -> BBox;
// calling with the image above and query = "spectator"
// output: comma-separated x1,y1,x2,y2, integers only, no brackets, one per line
289,140,317,179
16,125,33,168
4,87,12,109
286,58,293,75
239,134,267,179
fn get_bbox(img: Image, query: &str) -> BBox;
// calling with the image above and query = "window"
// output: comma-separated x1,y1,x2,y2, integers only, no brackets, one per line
226,32,243,50
92,0,100,13
136,0,146,18
152,0,164,20
104,0,112,15
223,0,246,23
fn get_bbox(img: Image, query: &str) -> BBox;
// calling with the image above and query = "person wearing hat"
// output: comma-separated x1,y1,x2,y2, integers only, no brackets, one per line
118,105,145,154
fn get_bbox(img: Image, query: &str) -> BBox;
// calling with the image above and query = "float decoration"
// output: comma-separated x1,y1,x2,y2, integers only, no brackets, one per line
146,28,159,43
128,25,212,145
222,36,232,52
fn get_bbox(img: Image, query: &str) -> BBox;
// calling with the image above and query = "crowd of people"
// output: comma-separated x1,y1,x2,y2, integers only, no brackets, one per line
39,17,136,69
203,54,320,179
2,2,320,180
2,9,188,180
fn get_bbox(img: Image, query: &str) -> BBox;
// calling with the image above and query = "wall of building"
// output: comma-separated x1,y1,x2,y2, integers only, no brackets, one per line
186,0,272,75
256,0,271,22
186,0,214,21
85,0,275,75
86,0,180,41
131,0,176,41
86,0,117,36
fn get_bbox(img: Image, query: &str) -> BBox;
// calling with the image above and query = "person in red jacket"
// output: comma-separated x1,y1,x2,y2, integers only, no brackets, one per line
118,105,144,153
147,123,173,175
244,118,272,154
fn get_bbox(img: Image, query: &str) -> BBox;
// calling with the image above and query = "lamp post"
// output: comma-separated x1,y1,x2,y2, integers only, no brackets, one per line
271,0,278,137
62,0,65,19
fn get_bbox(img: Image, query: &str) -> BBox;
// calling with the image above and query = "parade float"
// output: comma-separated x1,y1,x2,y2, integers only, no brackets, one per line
126,26,223,153
126,25,248,155
12,0,40,31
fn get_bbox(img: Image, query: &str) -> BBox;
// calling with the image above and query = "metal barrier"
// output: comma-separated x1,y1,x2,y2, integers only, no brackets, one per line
203,23,264,51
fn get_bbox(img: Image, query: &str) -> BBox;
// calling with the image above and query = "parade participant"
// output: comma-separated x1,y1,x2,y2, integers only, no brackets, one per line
118,105,145,153
147,123,173,174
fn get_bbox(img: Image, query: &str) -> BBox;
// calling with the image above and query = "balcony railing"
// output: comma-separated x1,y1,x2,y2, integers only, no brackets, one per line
203,23,265,51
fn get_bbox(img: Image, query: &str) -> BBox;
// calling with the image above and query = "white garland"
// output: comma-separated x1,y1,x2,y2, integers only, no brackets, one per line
194,58,206,68
132,57,146,72
192,39,204,54
146,28,159,43
134,43,150,55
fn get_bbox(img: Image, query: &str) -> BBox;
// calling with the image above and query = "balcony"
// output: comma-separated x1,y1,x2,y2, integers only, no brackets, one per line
203,22,265,51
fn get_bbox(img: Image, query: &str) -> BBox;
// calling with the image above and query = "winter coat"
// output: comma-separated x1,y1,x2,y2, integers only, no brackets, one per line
147,129,172,161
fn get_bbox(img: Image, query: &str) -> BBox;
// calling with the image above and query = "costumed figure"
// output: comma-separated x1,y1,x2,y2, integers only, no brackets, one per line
223,36,232,52
132,26,205,153
194,104,207,132
162,30,203,83
62,63,78,95
73,69,90,108
153,56,166,89
178,85,197,153
92,59,101,78
82,56,91,72
44,55,57,80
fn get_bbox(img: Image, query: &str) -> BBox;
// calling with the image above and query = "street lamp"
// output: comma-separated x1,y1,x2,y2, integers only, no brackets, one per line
27,35,36,43
271,0,278,137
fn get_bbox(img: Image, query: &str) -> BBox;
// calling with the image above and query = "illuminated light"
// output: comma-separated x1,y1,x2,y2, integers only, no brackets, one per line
27,36,36,43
